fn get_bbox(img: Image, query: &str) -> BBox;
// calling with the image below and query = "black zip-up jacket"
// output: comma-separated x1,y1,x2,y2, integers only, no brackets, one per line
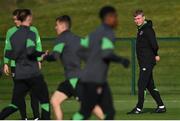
5,26,44,80
136,20,159,67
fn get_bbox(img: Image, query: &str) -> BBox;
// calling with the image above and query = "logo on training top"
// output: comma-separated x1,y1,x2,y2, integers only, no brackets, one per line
142,68,146,71
139,31,143,35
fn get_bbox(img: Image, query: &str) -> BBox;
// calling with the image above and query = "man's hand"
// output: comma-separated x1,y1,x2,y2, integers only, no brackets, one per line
155,56,160,62
3,64,10,76
121,58,130,68
41,50,49,60
38,62,42,69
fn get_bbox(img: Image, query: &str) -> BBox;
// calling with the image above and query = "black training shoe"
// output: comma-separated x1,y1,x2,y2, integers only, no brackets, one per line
127,108,142,114
154,106,166,113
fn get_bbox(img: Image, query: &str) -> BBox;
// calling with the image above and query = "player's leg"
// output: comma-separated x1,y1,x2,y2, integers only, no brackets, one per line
0,67,18,120
30,91,40,119
76,80,105,119
99,83,115,120
31,75,50,120
12,79,29,119
0,104,18,120
72,82,99,120
0,79,28,120
92,105,104,120
136,67,150,110
51,91,68,120
12,68,28,119
147,68,166,113
51,80,74,120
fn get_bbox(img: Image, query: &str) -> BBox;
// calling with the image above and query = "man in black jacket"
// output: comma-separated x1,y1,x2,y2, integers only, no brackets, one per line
128,9,166,114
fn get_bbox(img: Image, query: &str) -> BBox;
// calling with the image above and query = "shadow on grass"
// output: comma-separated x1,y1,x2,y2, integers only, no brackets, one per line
143,108,154,113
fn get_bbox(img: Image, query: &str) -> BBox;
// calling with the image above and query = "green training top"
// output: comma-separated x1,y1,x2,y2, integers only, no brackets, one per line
3,26,42,67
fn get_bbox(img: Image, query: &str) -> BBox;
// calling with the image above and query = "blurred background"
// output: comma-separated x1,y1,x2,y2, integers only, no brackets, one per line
0,0,180,119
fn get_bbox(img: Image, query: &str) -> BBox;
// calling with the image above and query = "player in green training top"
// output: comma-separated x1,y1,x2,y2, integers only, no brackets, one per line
42,15,104,120
3,9,50,120
1,9,41,119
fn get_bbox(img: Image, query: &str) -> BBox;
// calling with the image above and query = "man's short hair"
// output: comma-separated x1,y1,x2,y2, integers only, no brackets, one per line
99,5,116,21
133,9,144,17
12,9,21,16
56,15,71,29
17,9,32,22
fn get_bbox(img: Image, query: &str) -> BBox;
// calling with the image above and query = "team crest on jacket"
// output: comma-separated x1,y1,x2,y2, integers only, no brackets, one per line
139,31,143,35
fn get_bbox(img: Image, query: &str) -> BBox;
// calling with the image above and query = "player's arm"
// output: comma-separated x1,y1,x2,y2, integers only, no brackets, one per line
31,27,43,61
101,36,129,68
43,42,65,62
146,28,159,56
26,33,45,59
3,31,11,65
3,31,12,75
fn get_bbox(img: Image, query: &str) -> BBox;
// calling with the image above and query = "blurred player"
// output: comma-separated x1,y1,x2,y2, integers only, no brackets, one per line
1,9,40,119
127,9,166,114
72,6,130,120
42,15,104,120
1,9,50,120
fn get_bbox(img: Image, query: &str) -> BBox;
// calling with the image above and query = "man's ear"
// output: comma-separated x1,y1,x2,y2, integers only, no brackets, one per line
143,16,146,20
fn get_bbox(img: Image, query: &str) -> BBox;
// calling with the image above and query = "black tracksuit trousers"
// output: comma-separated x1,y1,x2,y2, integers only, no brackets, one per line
136,65,164,109
0,75,50,120
0,68,40,120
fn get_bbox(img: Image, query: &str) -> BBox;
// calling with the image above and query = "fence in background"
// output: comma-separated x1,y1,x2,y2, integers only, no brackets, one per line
0,37,180,96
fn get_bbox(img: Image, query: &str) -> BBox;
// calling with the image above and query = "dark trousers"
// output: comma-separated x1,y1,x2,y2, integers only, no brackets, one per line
0,67,40,119
136,65,164,109
0,75,50,120
29,93,39,119
76,82,115,120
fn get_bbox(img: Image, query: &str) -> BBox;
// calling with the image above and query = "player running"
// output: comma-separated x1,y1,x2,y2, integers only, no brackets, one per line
1,9,50,120
42,15,105,120
1,9,40,120
72,6,130,120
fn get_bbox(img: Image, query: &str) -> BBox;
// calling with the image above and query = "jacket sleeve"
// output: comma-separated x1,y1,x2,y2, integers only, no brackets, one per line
3,31,11,64
26,32,45,59
33,27,43,61
101,37,128,64
43,52,60,61
146,28,159,56
44,42,65,62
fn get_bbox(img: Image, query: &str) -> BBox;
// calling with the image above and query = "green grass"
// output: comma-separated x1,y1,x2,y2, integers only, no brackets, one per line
0,96,180,119
0,0,180,120
0,0,180,37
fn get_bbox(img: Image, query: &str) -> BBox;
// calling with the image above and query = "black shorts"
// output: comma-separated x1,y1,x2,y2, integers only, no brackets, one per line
78,82,115,119
57,79,83,101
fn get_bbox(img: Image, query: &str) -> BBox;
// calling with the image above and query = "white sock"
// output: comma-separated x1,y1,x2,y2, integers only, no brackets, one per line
159,105,165,109
136,108,142,111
